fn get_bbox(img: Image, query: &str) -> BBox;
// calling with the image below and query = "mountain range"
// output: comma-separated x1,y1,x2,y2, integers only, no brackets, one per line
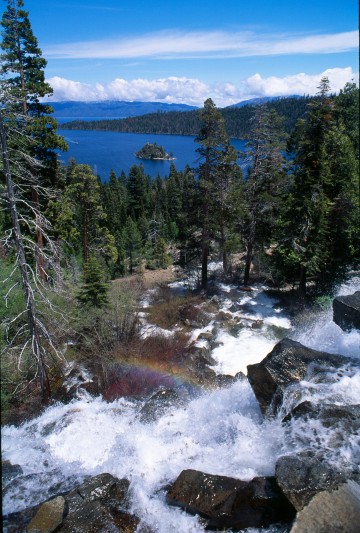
49,100,198,119
50,96,301,120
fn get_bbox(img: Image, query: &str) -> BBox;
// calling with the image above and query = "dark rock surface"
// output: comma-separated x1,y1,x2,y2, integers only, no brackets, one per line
333,291,360,331
3,473,138,533
139,388,181,422
290,480,360,533
247,338,356,417
275,453,347,511
166,469,296,530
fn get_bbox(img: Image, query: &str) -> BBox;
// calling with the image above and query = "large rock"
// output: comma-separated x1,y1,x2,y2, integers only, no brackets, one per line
3,473,138,533
275,453,347,511
166,469,296,530
333,291,360,331
139,388,181,423
247,338,355,417
290,480,360,533
27,496,65,533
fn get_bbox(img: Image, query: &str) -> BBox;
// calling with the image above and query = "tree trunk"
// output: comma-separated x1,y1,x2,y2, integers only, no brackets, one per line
298,265,307,301
201,228,208,291
244,221,255,286
0,112,51,404
244,240,253,286
220,221,228,274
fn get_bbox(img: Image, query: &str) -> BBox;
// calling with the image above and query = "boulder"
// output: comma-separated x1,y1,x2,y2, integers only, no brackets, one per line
139,389,181,423
27,496,65,533
333,291,360,331
290,480,360,533
166,469,296,530
3,473,137,532
59,473,137,532
65,473,129,514
247,338,355,417
275,453,347,511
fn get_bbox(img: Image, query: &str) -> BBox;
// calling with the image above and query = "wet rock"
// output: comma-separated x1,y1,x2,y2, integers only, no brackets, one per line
197,331,214,342
139,389,181,422
60,501,138,532
61,474,137,532
2,460,23,488
3,474,136,533
27,496,65,533
78,377,101,396
251,320,263,329
178,303,212,328
275,453,347,511
333,291,360,331
166,469,296,530
188,344,217,368
247,338,356,417
65,473,129,514
290,480,360,533
216,311,232,322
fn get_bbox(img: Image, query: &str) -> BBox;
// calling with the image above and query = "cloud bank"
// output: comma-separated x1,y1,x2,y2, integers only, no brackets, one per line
47,67,358,107
45,29,359,59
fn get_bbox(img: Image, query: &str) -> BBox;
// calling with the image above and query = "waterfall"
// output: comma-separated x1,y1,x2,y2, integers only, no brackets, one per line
2,277,359,532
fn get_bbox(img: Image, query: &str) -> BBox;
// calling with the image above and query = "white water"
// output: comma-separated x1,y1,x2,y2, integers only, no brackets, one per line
2,278,360,531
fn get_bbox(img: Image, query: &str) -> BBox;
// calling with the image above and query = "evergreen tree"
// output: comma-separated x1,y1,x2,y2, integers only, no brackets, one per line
77,256,109,308
56,164,117,265
124,216,142,274
240,106,287,285
127,164,151,221
1,0,67,279
195,98,235,289
277,78,359,297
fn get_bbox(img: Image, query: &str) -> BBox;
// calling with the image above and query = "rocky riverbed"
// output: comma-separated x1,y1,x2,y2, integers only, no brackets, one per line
2,279,360,532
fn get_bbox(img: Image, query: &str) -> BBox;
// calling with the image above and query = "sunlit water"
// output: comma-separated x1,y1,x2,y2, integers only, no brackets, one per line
2,278,360,531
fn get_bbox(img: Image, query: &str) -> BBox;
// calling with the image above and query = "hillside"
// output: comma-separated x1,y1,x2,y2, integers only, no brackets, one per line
59,95,314,138
50,100,198,119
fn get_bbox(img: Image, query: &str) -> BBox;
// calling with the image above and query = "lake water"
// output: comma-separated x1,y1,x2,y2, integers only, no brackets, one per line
57,127,247,180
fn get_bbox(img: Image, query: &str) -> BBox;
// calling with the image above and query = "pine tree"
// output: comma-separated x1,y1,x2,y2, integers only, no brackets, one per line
240,106,287,285
1,0,67,279
77,256,109,308
195,98,235,289
277,78,359,297
57,164,117,265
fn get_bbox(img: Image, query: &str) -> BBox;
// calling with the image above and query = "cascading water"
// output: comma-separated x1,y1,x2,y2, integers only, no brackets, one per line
2,277,360,532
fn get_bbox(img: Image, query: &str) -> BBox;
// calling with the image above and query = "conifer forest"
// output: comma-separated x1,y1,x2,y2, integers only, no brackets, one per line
0,0,359,419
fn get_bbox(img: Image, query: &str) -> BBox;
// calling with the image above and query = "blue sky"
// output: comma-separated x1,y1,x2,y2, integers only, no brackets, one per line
3,0,359,106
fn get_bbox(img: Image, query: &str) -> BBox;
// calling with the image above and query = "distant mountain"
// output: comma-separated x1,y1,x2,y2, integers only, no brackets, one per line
49,100,198,119
61,95,313,139
227,95,301,108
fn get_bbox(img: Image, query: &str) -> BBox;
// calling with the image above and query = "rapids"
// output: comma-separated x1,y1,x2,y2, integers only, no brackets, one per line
2,278,360,532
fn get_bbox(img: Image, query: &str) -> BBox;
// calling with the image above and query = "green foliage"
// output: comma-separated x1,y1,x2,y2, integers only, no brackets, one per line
77,256,109,308
276,77,359,296
61,96,313,139
135,142,172,160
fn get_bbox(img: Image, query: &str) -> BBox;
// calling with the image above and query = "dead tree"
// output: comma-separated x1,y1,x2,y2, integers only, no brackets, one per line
1,109,54,403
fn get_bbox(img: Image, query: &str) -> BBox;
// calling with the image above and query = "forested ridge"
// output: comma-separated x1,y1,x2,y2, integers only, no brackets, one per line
60,96,313,138
1,0,359,418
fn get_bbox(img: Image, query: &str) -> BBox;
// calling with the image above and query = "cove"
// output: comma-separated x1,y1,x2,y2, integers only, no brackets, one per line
57,128,247,180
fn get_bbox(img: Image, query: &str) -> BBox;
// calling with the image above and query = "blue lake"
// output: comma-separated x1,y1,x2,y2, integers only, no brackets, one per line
57,127,247,181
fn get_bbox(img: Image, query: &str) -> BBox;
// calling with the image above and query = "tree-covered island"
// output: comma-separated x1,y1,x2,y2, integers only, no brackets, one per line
135,142,175,160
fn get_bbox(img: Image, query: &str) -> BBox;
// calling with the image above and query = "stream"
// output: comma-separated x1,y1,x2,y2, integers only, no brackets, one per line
2,277,360,532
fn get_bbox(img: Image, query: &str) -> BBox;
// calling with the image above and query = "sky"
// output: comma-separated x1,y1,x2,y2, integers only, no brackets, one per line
3,0,359,107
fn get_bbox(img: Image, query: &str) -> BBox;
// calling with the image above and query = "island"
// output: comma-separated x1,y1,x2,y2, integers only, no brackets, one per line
135,142,175,160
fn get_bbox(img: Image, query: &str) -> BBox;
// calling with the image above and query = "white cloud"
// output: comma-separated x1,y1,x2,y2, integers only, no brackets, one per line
47,67,359,107
45,29,359,60
242,67,359,98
